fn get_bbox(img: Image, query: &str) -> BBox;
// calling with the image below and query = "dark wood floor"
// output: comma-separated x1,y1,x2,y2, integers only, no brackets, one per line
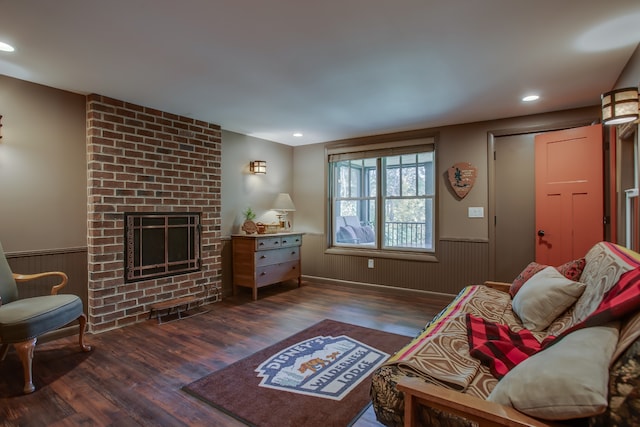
0,281,453,427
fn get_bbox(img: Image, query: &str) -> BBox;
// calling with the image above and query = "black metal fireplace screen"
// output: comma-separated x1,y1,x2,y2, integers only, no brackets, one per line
125,212,201,282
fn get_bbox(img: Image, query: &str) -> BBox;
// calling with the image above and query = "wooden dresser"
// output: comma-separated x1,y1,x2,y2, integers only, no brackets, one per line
231,232,302,300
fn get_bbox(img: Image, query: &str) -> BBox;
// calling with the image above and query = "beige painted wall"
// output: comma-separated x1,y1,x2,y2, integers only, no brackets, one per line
293,106,601,242
615,43,640,88
0,75,87,252
221,130,294,237
293,107,602,294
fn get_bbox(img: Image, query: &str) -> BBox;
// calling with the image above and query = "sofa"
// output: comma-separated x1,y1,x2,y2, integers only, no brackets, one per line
371,241,640,426
335,215,375,244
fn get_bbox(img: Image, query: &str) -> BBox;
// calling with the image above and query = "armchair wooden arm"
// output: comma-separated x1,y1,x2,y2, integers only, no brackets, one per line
13,271,68,295
397,377,555,427
483,281,511,293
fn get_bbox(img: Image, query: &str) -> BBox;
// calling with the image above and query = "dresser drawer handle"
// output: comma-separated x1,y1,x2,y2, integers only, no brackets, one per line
259,242,264,246
260,272,266,276
291,251,296,255
282,240,288,244
260,255,267,259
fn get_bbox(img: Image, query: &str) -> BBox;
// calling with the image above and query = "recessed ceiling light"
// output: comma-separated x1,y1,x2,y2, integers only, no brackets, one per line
522,95,540,102
293,132,303,137
0,42,15,52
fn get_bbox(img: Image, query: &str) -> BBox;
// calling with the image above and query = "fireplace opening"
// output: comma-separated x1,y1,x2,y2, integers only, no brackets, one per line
125,212,201,282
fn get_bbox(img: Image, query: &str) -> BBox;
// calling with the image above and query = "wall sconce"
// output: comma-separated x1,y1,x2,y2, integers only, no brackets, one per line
250,160,266,174
272,192,296,229
601,87,639,125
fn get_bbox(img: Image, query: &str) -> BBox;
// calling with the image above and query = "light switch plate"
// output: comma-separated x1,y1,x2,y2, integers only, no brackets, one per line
468,207,484,218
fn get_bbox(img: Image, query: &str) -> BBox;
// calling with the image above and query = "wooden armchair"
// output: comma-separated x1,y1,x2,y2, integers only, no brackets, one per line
0,242,91,393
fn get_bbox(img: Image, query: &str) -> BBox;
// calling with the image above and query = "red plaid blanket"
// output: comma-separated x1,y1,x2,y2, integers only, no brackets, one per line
467,266,640,379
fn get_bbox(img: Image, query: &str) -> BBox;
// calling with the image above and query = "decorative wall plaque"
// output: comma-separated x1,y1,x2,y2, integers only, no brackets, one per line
447,162,477,199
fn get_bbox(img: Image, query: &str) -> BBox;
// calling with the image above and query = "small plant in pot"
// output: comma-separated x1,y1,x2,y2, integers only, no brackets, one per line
243,207,256,221
241,207,258,234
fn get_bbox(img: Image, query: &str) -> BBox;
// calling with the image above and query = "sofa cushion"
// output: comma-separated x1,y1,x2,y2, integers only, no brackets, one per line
573,242,640,325
361,225,375,243
336,226,358,243
589,336,640,426
348,225,368,242
510,258,586,298
488,323,619,420
512,266,586,331
0,241,19,305
0,294,83,342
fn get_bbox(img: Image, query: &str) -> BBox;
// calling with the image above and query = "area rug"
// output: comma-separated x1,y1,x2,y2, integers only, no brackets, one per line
182,319,411,427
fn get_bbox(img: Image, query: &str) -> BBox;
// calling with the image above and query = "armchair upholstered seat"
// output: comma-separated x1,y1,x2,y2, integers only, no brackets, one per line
0,242,90,393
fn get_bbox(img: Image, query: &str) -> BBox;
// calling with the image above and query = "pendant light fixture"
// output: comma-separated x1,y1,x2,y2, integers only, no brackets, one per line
601,87,639,125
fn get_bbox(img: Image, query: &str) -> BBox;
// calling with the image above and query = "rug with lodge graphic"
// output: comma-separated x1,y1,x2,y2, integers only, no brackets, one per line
182,319,410,427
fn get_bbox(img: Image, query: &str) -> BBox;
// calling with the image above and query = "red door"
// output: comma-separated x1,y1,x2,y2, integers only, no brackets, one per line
535,124,603,265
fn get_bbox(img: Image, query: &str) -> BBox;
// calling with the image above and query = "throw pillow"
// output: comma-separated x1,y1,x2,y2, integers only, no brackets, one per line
557,257,586,281
510,262,545,297
347,225,367,242
361,225,376,243
510,258,586,298
336,226,357,243
511,266,586,331
487,323,619,420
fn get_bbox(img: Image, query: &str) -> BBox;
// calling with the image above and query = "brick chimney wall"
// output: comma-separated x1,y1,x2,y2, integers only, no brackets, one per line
86,94,222,333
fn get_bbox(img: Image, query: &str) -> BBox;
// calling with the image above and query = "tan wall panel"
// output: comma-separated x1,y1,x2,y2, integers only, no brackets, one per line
221,130,294,237
0,76,87,252
292,106,601,288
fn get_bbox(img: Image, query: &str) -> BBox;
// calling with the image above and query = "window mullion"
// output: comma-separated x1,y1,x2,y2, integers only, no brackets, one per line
377,157,383,248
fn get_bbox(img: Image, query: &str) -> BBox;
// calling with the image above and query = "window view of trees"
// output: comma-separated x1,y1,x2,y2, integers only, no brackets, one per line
331,149,434,251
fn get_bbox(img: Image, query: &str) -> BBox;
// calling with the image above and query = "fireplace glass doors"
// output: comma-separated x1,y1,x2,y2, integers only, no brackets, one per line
125,212,201,282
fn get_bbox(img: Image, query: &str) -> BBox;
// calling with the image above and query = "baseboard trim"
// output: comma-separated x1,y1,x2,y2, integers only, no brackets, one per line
301,275,456,299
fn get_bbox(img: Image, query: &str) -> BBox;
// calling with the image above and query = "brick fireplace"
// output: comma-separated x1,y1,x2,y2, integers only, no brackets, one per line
87,94,222,333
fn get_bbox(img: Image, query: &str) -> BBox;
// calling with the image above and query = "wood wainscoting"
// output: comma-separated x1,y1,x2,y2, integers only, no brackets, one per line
300,234,489,296
221,234,489,298
5,247,88,316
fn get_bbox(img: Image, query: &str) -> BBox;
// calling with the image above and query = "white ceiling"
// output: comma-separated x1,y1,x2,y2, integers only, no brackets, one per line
1,1,639,146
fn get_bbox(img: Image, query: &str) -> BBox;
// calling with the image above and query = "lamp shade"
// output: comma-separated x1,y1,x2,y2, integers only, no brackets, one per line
272,193,296,211
601,87,639,125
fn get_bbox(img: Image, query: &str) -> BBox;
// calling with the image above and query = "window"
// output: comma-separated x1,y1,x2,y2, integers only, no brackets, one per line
328,137,436,253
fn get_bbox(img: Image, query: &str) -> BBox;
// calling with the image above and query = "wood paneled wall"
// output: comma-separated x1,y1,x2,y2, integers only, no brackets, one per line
222,234,489,297
300,234,488,295
6,247,88,315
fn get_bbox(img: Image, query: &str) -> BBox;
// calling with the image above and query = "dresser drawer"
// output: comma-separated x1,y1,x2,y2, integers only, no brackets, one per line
255,236,282,251
255,247,300,267
280,234,302,248
256,260,300,287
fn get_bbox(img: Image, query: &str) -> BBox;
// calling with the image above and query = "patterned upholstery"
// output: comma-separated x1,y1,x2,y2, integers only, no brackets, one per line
573,242,640,324
371,286,509,426
370,242,640,427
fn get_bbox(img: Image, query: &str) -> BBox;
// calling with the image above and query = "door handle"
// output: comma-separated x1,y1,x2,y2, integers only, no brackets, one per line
537,230,545,237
